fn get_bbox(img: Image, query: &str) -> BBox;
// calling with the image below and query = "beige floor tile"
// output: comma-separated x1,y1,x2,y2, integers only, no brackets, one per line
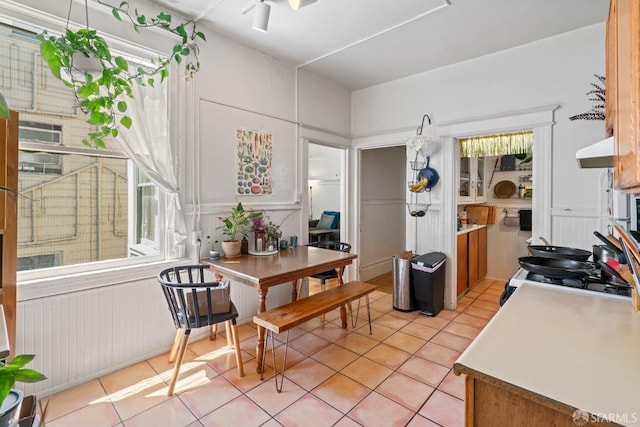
311,344,360,371
41,379,108,421
453,312,490,328
310,321,353,342
397,356,449,388
179,375,242,418
348,391,414,427
100,361,164,394
416,342,461,368
438,371,466,400
288,332,332,356
312,373,371,414
434,309,459,320
245,375,307,416
335,332,379,354
375,372,434,411
364,343,412,369
275,394,343,427
412,314,451,330
469,300,499,313
400,321,439,341
108,379,171,421
122,397,196,426
383,331,427,354
462,305,495,320
406,414,441,426
373,313,411,330
200,395,271,427
334,416,363,427
443,322,482,340
45,400,121,427
430,331,472,353
282,358,336,391
354,321,394,341
340,357,393,389
418,390,465,427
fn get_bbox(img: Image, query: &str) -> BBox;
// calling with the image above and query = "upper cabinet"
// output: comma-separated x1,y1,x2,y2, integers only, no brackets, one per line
607,0,640,191
459,157,485,204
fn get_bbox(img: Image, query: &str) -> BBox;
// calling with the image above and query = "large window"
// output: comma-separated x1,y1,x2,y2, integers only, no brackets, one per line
0,20,163,275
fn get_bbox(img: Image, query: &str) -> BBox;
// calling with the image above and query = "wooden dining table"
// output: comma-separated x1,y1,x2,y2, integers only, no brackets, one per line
203,245,357,372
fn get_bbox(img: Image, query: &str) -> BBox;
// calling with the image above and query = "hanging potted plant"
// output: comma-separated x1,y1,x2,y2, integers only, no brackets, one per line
36,0,205,148
218,203,260,258
0,354,47,427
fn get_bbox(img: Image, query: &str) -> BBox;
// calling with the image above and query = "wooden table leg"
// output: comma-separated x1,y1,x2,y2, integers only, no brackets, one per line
256,288,268,373
337,267,348,328
292,279,299,301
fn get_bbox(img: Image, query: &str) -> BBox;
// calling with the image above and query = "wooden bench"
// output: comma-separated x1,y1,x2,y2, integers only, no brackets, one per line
253,281,377,391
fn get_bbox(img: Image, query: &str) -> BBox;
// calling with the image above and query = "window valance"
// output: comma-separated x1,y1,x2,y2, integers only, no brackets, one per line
459,130,533,158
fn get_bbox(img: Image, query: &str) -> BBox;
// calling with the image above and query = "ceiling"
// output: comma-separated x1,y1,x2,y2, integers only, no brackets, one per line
148,0,609,91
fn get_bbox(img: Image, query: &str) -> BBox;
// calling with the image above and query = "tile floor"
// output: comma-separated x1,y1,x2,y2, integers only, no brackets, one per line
41,275,504,427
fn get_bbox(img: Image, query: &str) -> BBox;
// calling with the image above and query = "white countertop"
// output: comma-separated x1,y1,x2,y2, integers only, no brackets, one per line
456,224,486,235
455,283,640,425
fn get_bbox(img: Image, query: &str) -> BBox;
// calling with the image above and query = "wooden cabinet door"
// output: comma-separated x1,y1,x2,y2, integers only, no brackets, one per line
606,0,617,138
612,0,640,191
457,233,468,296
468,230,479,287
478,226,487,280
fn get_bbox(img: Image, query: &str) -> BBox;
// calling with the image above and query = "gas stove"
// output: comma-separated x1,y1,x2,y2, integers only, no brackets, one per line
503,267,632,305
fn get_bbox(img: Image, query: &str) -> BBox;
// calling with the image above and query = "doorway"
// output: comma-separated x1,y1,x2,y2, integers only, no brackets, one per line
307,143,346,242
358,145,407,281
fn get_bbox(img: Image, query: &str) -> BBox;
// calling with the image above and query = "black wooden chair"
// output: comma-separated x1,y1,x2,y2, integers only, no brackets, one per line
308,241,352,290
158,265,244,396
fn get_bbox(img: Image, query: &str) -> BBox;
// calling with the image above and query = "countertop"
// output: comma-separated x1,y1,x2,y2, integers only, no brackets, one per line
456,223,486,235
454,283,640,425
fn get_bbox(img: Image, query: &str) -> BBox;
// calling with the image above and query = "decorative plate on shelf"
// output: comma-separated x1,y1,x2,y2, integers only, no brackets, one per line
494,180,516,198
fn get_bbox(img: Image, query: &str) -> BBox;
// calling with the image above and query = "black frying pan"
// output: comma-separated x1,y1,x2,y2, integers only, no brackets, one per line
527,245,591,262
518,256,596,279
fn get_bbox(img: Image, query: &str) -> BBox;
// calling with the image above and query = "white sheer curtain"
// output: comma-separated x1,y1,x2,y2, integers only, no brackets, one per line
116,65,187,259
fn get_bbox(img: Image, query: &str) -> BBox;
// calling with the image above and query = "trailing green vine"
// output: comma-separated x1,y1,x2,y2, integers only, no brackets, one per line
37,1,205,148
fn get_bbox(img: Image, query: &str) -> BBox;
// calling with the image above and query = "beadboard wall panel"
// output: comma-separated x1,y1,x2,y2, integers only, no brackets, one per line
15,268,291,398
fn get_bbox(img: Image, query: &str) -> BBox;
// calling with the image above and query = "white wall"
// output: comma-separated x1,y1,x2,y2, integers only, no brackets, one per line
352,24,607,291
359,147,406,280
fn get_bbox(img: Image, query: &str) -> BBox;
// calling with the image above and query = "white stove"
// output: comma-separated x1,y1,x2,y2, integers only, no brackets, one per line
502,267,632,305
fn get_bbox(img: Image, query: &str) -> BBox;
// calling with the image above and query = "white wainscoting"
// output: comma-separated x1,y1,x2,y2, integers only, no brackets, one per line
550,208,603,250
15,263,292,398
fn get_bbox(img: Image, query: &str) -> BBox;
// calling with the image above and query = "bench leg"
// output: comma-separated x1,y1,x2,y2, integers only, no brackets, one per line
348,295,373,335
261,329,290,393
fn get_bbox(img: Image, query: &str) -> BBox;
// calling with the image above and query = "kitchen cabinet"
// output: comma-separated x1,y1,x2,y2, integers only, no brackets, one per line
456,225,487,296
607,0,640,192
454,283,640,426
456,233,468,295
0,111,18,356
458,156,485,203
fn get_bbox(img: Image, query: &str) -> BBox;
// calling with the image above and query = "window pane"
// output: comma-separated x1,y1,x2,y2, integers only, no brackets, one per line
1,20,163,273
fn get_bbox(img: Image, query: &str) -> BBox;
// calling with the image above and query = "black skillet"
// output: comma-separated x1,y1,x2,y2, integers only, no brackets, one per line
527,245,591,262
518,256,597,279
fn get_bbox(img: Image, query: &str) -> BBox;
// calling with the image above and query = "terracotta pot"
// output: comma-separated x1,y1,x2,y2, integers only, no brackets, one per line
221,240,242,258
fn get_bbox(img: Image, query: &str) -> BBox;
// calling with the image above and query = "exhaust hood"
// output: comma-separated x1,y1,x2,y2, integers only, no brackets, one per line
575,136,614,168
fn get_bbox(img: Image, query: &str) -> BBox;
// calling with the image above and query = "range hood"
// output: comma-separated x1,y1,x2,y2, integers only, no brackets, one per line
575,136,614,168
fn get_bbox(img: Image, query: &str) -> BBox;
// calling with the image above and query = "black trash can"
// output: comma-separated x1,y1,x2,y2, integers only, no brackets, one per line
392,255,416,312
411,252,446,316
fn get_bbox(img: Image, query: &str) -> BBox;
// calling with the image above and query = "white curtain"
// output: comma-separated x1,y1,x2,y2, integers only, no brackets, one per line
116,65,187,259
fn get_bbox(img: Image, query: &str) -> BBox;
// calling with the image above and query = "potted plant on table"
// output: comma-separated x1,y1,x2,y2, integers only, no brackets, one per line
0,354,47,427
218,203,260,258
